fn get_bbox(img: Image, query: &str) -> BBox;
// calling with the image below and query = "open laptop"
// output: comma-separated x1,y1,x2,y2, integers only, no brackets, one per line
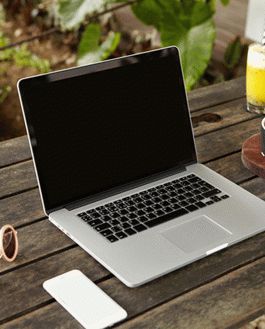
18,46,265,287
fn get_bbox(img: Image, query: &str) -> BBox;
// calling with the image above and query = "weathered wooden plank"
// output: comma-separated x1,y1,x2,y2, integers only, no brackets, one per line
188,77,245,112
197,117,261,163
115,258,265,329
0,136,31,168
192,97,255,137
206,151,254,183
0,248,109,325
0,219,74,274
4,217,265,328
0,160,37,199
1,303,80,329
0,188,44,228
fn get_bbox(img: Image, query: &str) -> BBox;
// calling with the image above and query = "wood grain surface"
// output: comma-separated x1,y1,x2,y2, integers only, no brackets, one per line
0,77,264,329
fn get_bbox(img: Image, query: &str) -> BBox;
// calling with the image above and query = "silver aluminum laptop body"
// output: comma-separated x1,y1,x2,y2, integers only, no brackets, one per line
18,47,265,287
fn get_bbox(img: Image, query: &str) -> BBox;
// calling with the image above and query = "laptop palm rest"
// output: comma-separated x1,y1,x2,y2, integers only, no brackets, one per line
161,216,231,253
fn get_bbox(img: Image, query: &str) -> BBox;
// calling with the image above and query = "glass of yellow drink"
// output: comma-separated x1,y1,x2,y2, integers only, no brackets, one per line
246,43,265,114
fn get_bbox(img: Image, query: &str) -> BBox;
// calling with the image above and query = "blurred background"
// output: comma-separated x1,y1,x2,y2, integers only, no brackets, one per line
0,0,250,142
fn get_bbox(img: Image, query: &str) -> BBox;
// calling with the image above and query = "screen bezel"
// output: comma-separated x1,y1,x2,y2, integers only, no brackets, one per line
18,47,197,214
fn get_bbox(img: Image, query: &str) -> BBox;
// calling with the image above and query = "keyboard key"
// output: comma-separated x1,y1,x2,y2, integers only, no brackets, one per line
119,209,129,215
112,225,122,233
137,203,145,209
202,189,221,198
116,231,127,239
129,219,139,226
180,201,188,207
155,210,165,217
121,222,131,229
212,196,221,202
101,229,113,237
98,208,109,215
109,219,119,226
77,212,86,217
145,207,154,213
136,210,146,216
102,215,112,221
172,204,181,210
146,208,188,228
91,212,101,219
117,203,127,209
144,200,153,206
81,215,91,221
119,216,129,222
106,235,118,243
221,194,229,199
146,213,156,220
94,223,111,232
139,215,148,222
125,228,137,236
111,212,120,218
87,219,103,227
153,204,163,210
128,213,137,219
178,195,186,201
134,224,147,232
186,197,196,204
195,201,206,208
185,205,198,212
206,201,214,205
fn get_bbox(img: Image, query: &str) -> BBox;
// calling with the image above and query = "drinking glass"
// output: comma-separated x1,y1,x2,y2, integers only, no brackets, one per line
246,43,265,114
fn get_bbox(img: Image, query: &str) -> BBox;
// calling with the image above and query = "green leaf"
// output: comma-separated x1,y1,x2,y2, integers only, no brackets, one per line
0,3,5,25
220,0,230,5
162,19,215,90
54,0,106,30
132,0,216,90
0,85,11,104
224,36,243,69
78,23,101,58
13,45,50,73
77,24,120,65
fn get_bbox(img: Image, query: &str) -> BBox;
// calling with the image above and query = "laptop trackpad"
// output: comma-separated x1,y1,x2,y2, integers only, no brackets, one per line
161,215,231,253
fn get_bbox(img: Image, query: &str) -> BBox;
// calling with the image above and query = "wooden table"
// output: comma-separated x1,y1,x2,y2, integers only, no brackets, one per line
1,77,265,329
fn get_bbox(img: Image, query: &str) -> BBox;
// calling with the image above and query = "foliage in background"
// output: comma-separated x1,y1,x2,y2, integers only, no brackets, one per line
53,0,230,90
0,4,50,104
224,36,244,69
131,0,216,90
0,32,50,72
0,85,11,104
77,23,120,65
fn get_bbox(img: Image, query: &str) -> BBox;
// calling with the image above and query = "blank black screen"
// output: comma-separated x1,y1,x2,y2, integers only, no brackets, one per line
19,48,196,212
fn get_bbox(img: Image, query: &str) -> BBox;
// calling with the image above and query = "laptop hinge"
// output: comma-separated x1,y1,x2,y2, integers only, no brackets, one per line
64,165,187,212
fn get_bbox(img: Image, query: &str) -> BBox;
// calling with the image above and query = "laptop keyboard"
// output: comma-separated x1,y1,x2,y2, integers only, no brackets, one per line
77,174,230,243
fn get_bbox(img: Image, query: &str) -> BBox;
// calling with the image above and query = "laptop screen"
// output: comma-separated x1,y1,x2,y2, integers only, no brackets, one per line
19,47,196,212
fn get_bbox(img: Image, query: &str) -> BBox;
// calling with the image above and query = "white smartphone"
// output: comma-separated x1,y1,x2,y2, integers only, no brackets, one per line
43,270,127,329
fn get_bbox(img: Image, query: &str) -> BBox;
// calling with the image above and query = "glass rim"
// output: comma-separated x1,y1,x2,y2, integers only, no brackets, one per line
0,224,18,262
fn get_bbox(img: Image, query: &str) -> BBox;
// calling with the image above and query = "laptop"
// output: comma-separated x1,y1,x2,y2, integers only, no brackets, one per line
18,46,265,287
